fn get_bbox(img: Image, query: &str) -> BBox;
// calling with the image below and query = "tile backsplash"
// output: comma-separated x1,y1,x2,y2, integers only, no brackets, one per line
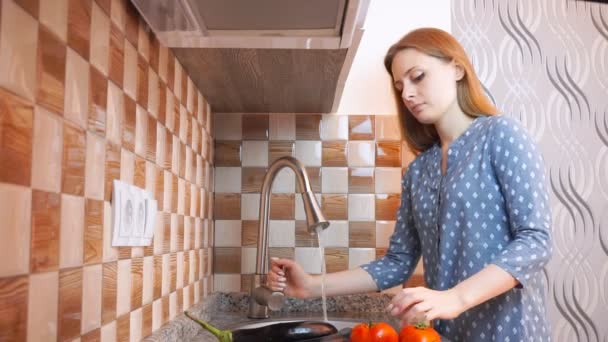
213,113,423,293
0,0,214,340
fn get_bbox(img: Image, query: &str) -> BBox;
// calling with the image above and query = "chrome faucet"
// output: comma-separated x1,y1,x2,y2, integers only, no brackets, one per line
248,156,329,318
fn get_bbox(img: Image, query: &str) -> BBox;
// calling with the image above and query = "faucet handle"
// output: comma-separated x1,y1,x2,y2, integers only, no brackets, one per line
253,286,285,311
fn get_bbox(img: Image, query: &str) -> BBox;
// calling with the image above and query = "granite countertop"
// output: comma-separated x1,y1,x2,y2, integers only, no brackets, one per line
144,292,404,342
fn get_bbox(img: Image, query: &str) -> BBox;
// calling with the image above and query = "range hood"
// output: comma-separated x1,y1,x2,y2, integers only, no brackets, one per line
131,0,371,113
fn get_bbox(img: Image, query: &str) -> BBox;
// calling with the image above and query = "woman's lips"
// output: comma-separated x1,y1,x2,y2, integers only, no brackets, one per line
411,103,425,114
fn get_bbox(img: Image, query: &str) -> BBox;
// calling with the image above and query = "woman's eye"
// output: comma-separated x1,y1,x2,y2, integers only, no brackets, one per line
412,73,425,83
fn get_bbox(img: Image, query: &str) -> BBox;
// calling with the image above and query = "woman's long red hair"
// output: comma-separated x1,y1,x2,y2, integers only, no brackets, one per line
384,28,498,153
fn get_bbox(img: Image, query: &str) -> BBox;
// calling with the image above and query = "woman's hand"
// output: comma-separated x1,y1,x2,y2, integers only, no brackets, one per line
267,257,316,299
387,287,467,326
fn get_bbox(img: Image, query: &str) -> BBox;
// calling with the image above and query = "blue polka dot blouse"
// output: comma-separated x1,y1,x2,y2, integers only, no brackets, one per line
361,115,553,341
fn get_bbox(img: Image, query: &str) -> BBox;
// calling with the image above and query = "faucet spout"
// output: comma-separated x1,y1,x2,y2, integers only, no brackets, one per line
248,156,329,318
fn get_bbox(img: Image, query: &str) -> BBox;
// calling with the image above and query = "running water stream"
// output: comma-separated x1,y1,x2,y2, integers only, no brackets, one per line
316,228,328,322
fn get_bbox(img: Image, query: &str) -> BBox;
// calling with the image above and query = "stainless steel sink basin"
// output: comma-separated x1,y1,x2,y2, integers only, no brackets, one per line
229,318,363,331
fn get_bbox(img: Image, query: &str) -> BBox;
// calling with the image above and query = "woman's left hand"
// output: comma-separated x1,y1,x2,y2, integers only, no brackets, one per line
387,287,467,325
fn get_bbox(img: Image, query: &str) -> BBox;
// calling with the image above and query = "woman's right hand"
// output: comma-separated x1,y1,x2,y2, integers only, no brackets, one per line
267,257,316,299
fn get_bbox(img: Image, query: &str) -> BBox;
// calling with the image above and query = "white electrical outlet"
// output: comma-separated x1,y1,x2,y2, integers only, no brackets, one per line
111,179,158,247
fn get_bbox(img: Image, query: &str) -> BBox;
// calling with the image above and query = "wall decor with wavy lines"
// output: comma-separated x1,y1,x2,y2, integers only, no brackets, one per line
453,0,608,341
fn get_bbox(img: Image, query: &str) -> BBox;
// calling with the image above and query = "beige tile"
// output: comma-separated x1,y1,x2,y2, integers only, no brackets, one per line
152,299,162,332
375,167,402,194
135,105,148,157
214,167,242,193
0,0,38,101
110,0,126,31
320,114,348,140
294,247,322,274
321,167,348,194
148,70,159,117
242,141,268,167
120,148,134,184
85,132,106,200
241,194,260,220
116,259,131,316
376,221,396,248
158,45,168,82
271,168,295,193
318,220,348,247
31,107,63,193
60,194,84,268
240,247,257,274
65,48,90,128
213,113,242,140
179,106,187,143
100,321,116,342
102,201,118,262
90,1,110,75
176,252,184,289
171,135,180,175
295,141,322,167
142,256,154,305
375,115,401,141
173,60,182,101
269,220,295,247
39,0,67,41
27,271,58,341
82,264,102,334
161,254,170,296
212,274,241,292
163,170,172,212
348,141,375,167
129,308,142,342
106,81,123,145
348,248,376,269
138,23,149,60
0,184,31,277
348,194,375,221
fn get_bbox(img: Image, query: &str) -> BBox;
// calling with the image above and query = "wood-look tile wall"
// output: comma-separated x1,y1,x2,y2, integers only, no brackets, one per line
0,0,214,340
213,113,423,293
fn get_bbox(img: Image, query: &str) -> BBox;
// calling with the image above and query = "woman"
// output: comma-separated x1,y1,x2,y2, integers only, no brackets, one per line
268,27,552,341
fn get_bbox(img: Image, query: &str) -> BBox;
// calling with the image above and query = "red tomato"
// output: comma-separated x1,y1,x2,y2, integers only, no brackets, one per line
399,324,441,342
350,322,399,342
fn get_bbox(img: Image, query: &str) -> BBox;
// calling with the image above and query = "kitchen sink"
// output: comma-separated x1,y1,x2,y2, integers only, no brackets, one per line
229,318,363,331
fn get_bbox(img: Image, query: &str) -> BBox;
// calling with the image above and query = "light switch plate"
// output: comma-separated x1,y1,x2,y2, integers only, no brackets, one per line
111,179,158,246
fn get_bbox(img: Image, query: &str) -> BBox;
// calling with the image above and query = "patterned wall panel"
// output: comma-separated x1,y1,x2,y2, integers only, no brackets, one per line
453,1,608,341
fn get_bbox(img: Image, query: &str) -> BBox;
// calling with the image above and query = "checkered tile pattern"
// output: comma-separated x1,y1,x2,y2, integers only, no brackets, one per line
0,0,214,340
213,113,424,293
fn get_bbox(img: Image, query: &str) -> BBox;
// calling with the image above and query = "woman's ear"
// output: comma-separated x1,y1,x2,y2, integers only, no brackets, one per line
454,62,465,81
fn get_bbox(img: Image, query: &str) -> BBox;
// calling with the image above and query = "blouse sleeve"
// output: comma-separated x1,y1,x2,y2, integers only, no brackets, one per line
489,116,553,287
360,168,422,290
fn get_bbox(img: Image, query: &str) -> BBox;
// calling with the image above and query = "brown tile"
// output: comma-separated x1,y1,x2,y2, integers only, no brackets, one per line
295,220,318,247
179,142,186,179
89,66,107,135
67,0,91,60
321,194,347,220
242,114,269,140
134,155,146,188
164,130,172,170
171,174,178,212
102,261,116,324
109,24,124,87
215,141,241,166
325,248,348,273
149,35,160,73
241,167,266,193
214,248,241,273
0,276,28,341
84,199,104,265
349,168,374,193
166,53,174,92
214,193,241,219
161,295,169,326
82,329,101,342
153,255,162,300
104,142,120,201
142,303,152,337
176,288,183,313
404,274,426,288
37,26,66,114
131,257,143,310
376,194,400,220
349,115,375,140
30,190,61,272
169,253,176,292
376,141,401,167
137,55,148,108
157,82,166,124
241,220,258,247
269,141,295,164
322,141,347,167
14,0,39,18
58,267,82,342
62,122,86,195
118,246,132,260
183,252,190,284
270,194,295,219
349,221,376,248
122,95,136,152
95,0,110,14
177,216,185,251
296,114,321,140
124,1,138,47
117,313,130,342
181,69,188,106
268,247,294,260
375,247,387,259
0,88,33,186
155,166,164,209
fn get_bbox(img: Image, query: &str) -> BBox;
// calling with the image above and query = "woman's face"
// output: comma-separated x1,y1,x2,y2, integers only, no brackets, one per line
391,48,462,125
